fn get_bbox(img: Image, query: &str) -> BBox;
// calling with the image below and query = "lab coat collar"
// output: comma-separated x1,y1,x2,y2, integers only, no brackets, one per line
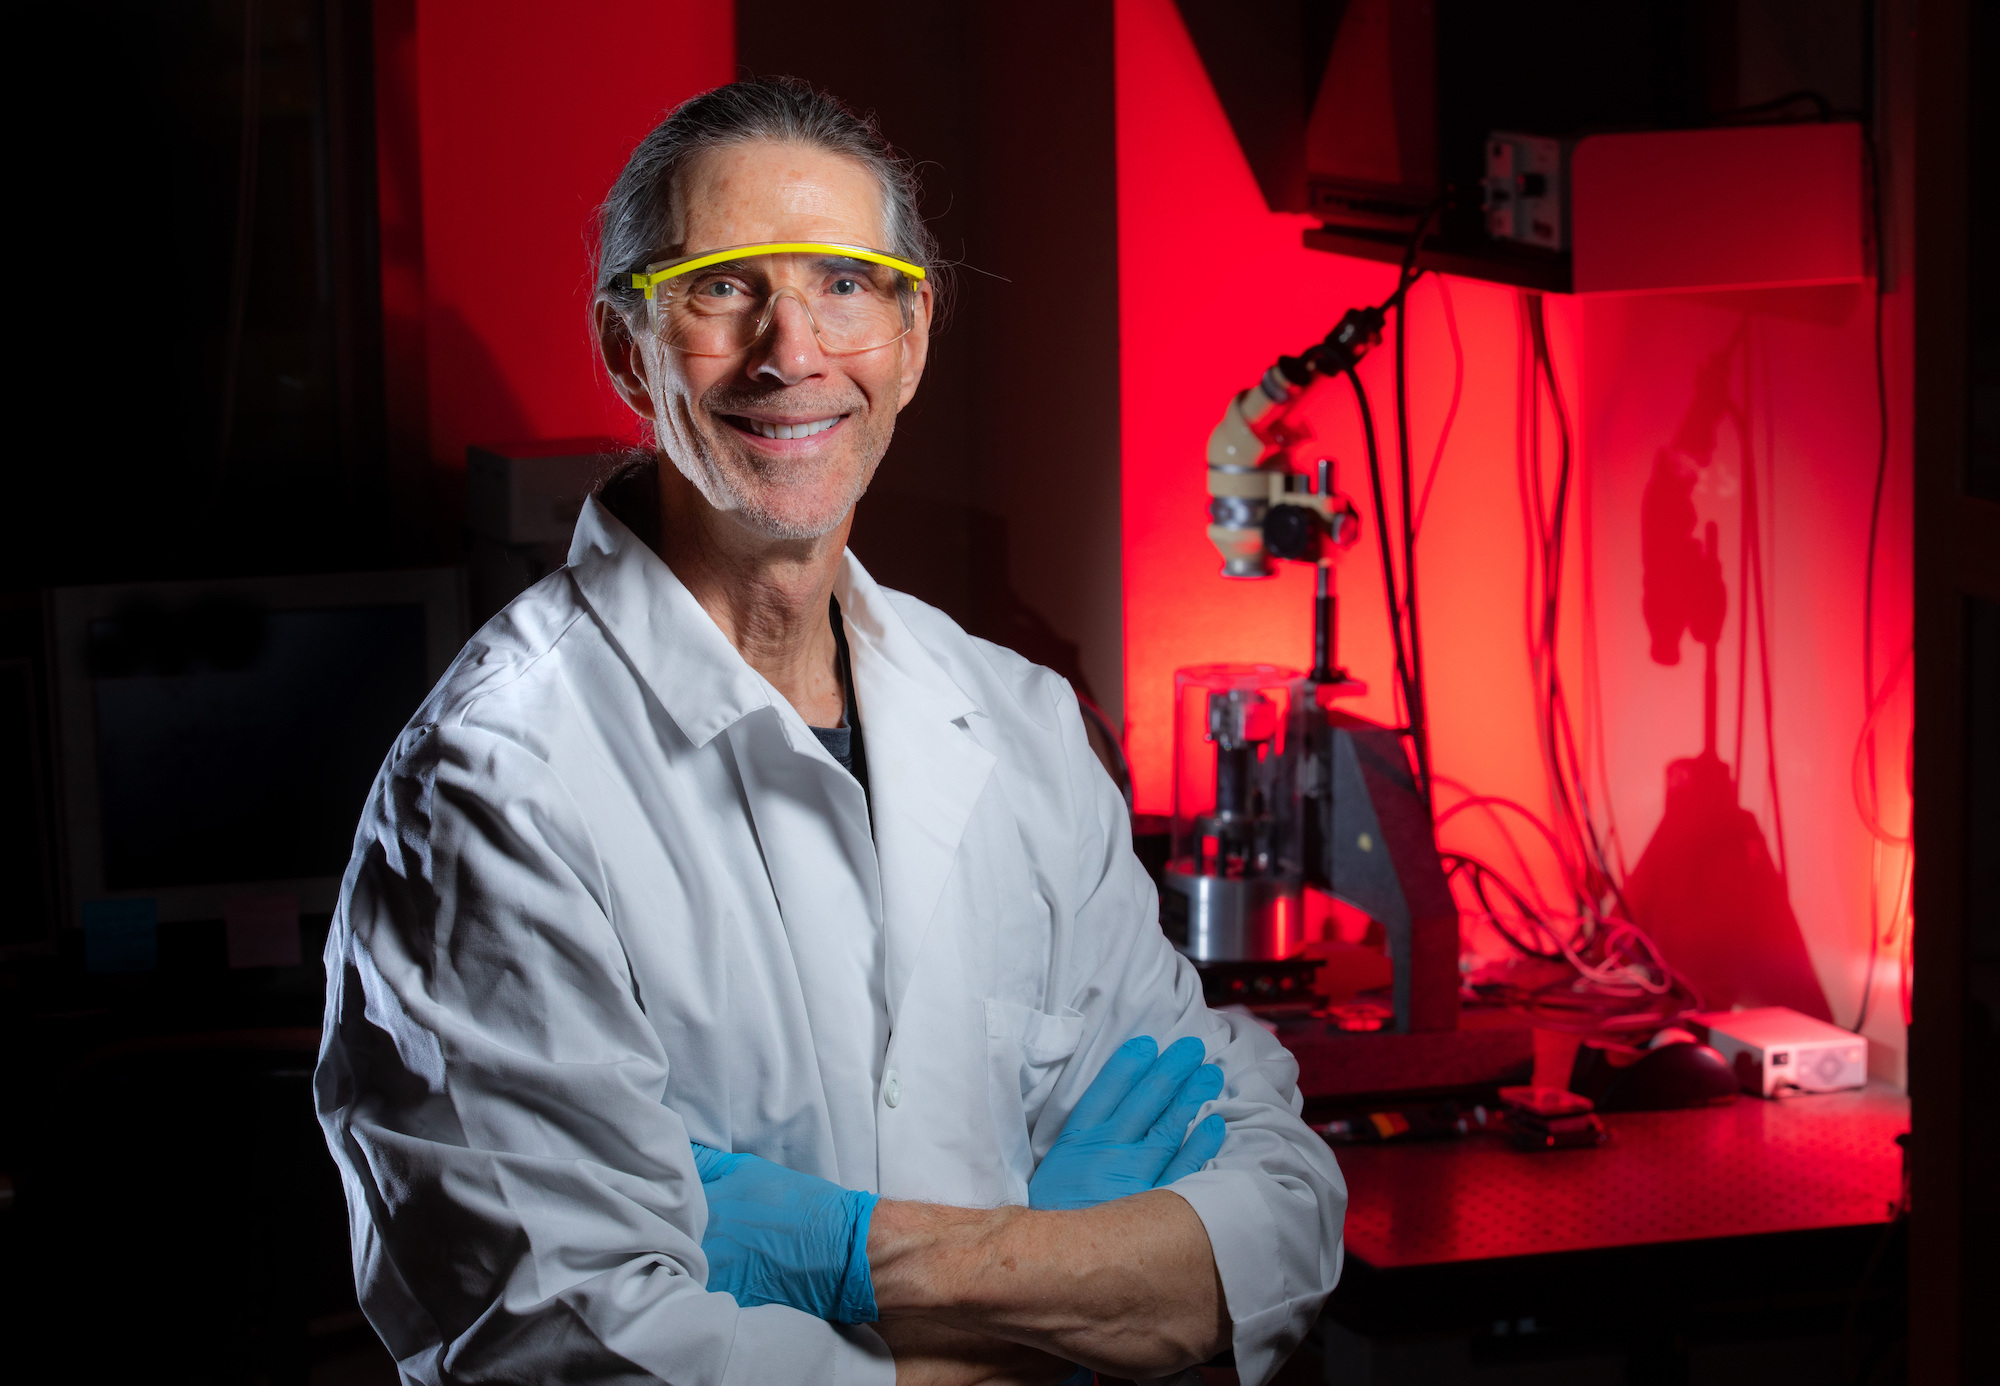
829,555,981,726
565,493,988,748
566,495,775,749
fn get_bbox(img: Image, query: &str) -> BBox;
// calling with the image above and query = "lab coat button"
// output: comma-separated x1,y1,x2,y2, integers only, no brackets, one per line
884,1070,902,1108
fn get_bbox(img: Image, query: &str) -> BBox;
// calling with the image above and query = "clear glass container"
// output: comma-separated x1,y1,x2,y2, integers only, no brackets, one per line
1161,664,1307,960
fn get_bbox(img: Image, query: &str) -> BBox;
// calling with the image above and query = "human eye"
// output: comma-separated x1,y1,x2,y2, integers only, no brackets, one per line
678,270,758,311
816,258,890,298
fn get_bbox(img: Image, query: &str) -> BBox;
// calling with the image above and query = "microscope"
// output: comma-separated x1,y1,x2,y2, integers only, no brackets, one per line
1162,312,1460,1035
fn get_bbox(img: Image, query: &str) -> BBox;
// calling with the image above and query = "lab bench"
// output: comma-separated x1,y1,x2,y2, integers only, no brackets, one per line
1308,1082,1908,1385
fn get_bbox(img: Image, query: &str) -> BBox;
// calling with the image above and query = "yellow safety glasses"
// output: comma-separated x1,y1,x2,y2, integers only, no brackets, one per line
628,242,927,358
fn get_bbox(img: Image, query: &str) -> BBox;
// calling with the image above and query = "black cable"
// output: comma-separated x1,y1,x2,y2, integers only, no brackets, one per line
1444,854,1561,960
1469,871,1546,960
1330,199,1444,799
1389,196,1446,305
1284,203,1443,802
1518,298,1585,915
1413,274,1464,541
1513,975,1692,1032
1345,368,1415,742
1530,299,1570,696
1522,292,1635,928
1394,278,1433,804
1447,843,1699,1028
1523,298,1586,885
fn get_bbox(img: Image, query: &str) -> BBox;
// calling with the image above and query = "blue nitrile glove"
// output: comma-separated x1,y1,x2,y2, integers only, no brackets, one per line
689,1143,879,1323
1028,1035,1230,1211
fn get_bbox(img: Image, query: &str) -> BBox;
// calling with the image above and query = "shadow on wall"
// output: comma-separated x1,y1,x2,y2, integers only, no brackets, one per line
427,304,553,562
429,303,540,466
1623,326,1829,1020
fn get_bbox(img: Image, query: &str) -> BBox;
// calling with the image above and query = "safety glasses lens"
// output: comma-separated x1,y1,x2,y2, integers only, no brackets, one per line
651,252,913,356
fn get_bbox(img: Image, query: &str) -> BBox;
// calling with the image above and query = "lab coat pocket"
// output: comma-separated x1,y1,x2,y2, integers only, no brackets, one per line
984,997,1085,1200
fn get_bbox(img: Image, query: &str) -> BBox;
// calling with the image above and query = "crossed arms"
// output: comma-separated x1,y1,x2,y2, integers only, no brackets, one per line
868,1192,1227,1383
693,1037,1234,1384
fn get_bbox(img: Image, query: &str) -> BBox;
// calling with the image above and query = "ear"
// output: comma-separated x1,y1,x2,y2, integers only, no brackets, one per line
594,298,658,421
895,280,933,411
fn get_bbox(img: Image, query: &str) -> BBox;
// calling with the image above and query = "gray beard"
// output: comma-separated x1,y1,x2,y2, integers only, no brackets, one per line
677,443,872,541
670,375,887,540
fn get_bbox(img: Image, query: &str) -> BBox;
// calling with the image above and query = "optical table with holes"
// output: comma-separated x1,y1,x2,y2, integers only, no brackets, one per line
1313,1081,1908,1379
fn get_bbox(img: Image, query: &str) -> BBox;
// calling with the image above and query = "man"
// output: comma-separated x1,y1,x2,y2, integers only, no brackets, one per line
316,78,1344,1385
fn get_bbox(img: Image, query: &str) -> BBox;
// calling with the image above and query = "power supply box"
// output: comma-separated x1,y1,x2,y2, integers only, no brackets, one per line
1688,1007,1868,1097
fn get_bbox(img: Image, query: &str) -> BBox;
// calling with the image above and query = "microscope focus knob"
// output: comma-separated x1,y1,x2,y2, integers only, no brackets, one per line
1325,500,1362,549
1262,504,1324,562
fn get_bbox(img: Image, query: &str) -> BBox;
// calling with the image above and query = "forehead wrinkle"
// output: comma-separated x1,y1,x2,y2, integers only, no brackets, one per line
772,176,866,220
674,139,890,257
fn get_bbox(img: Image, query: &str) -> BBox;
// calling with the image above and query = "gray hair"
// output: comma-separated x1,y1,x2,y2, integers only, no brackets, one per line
592,76,945,328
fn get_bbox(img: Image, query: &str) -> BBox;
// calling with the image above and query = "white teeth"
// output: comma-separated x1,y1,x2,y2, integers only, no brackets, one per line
749,417,838,440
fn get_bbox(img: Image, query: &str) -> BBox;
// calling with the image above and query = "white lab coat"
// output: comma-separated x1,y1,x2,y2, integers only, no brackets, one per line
316,496,1345,1386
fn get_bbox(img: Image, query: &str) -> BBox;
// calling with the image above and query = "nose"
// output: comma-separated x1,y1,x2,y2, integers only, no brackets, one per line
747,287,827,386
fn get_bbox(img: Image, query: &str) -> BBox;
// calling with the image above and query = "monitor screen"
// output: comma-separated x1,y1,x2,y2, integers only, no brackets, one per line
89,603,430,890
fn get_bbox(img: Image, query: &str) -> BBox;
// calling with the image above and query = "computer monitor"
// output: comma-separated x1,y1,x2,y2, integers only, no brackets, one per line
46,570,464,950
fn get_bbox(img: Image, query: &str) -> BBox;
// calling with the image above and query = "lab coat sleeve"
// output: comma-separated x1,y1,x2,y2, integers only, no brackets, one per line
315,723,895,1386
1042,684,1347,1386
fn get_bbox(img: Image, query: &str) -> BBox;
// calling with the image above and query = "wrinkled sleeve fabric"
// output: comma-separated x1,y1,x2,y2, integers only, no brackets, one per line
314,723,895,1386
1039,683,1347,1386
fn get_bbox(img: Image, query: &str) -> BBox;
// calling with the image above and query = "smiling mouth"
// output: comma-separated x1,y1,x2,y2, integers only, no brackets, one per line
722,414,846,441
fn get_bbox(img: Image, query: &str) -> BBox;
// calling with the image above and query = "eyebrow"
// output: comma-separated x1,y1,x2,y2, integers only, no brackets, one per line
687,253,865,270
689,254,893,282
682,257,756,276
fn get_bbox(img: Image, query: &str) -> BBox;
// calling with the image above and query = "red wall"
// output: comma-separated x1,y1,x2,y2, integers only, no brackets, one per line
1116,0,1913,1077
1578,289,1915,1068
376,0,735,472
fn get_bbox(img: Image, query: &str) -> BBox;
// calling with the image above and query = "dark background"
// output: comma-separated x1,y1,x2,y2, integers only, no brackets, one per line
0,2,1988,1383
